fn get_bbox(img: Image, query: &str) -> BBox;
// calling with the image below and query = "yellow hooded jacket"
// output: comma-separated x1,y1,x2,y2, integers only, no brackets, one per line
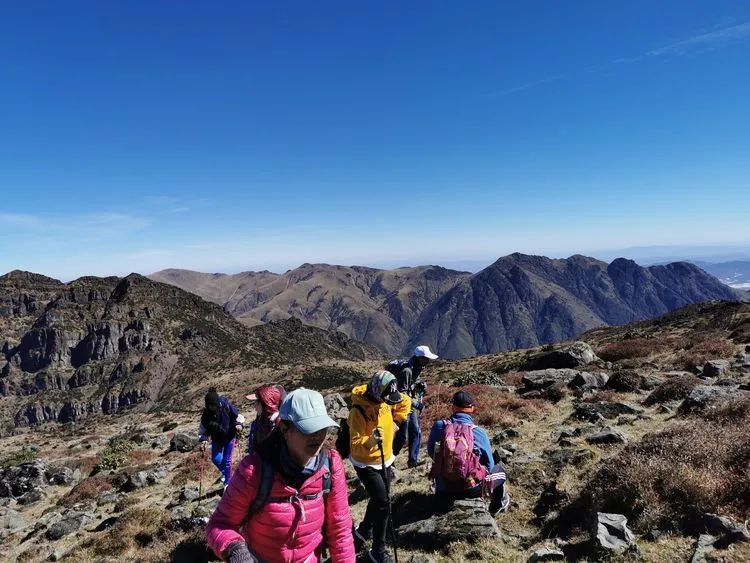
348,384,411,468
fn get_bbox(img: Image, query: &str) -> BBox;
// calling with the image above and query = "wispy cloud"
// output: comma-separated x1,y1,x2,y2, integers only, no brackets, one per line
0,211,152,237
497,21,750,96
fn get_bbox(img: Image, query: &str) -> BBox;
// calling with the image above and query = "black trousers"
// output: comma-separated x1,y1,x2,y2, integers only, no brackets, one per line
355,465,394,553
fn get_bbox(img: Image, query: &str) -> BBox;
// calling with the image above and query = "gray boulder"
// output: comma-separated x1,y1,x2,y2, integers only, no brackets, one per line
691,534,717,563
528,546,565,562
593,512,636,555
522,369,580,390
170,433,198,453
0,507,26,534
523,341,600,370
46,466,80,486
573,402,643,422
0,459,47,498
546,447,595,469
703,360,730,378
398,498,500,547
680,385,749,412
587,427,628,445
702,513,750,544
97,491,124,507
46,511,92,540
324,393,349,422
122,467,166,491
569,371,610,390
180,486,200,502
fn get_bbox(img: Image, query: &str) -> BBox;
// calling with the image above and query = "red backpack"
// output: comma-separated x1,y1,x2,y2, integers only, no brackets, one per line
429,420,488,490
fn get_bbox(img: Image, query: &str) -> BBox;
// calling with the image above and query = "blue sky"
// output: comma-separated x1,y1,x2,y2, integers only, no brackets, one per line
1,1,749,280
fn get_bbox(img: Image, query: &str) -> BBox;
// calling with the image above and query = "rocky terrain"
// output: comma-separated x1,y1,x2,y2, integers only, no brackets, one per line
151,254,745,359
1,299,749,562
0,270,378,432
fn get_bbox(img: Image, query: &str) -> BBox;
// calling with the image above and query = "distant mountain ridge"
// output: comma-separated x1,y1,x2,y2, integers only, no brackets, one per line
693,260,750,290
151,254,746,359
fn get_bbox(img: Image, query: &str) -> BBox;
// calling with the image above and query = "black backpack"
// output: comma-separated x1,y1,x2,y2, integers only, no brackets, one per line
334,405,365,460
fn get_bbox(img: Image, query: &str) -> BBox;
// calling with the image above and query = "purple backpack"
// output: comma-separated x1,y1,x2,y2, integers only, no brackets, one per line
430,420,488,490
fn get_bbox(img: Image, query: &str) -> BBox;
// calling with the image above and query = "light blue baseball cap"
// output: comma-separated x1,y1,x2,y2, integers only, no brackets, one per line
279,388,339,434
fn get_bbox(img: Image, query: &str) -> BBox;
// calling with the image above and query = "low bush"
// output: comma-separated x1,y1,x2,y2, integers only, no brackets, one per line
678,339,737,369
0,447,37,469
59,474,114,507
95,436,136,472
606,370,644,392
422,384,545,430
644,375,700,405
597,339,661,362
578,397,750,533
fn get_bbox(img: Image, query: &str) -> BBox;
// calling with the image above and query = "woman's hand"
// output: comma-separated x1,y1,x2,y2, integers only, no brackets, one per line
367,427,384,448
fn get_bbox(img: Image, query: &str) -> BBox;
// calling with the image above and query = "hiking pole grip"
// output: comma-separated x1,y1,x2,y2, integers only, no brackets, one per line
377,440,399,563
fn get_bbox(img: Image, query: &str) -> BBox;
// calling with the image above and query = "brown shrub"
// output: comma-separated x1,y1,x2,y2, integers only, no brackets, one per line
60,455,100,476
502,371,524,387
172,451,205,487
644,375,700,405
679,339,737,369
580,398,750,533
59,474,114,507
606,370,644,392
597,339,661,362
422,384,545,430
127,448,159,466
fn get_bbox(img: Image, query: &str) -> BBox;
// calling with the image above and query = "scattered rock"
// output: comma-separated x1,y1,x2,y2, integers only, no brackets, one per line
122,467,166,491
593,512,636,555
0,507,26,534
528,546,565,562
170,433,198,453
405,556,438,563
323,393,349,422
680,385,749,413
587,427,628,445
46,466,80,486
522,369,580,390
703,360,730,378
606,370,645,392
180,486,200,502
691,534,717,563
0,460,47,498
17,488,45,505
573,402,643,422
97,491,124,506
546,447,595,469
46,511,92,540
702,513,750,544
522,341,600,370
569,371,610,391
398,498,500,548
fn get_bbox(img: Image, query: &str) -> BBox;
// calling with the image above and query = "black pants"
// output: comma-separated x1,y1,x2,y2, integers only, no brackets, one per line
355,465,394,553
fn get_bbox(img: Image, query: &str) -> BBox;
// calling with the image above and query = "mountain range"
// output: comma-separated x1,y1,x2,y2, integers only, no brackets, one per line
0,271,376,429
151,253,746,359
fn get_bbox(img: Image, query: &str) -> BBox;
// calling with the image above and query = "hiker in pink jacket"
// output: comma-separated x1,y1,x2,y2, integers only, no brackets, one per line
206,388,355,563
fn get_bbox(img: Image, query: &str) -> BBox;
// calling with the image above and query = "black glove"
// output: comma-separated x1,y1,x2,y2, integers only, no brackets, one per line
225,541,261,563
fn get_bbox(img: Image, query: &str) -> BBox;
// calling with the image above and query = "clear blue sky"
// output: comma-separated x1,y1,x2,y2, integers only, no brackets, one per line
1,1,749,279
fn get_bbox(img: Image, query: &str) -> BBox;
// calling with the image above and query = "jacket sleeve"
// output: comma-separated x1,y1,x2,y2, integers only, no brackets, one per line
325,450,356,563
472,427,493,469
390,394,411,424
205,455,259,559
426,420,444,459
198,422,208,442
348,406,371,449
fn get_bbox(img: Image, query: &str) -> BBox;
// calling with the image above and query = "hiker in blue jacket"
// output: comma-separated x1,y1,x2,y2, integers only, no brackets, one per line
198,388,245,485
427,390,510,515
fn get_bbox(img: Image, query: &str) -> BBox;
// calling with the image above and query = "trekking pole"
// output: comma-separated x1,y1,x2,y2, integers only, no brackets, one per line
376,434,399,563
198,442,207,505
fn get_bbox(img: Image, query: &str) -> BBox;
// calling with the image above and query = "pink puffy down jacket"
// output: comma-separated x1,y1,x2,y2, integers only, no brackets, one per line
206,449,355,563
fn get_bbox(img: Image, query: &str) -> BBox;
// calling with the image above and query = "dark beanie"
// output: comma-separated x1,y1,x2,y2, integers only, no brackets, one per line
452,390,475,409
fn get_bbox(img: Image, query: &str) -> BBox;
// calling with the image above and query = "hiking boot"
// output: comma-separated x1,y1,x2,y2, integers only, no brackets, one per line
489,489,510,516
366,549,394,563
352,524,371,551
407,459,425,469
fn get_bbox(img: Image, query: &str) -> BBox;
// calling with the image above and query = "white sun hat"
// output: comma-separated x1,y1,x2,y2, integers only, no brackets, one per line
414,345,438,360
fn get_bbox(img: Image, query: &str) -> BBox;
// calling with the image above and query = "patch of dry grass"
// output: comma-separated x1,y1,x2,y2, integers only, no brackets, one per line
58,474,114,507
576,398,750,534
88,507,169,558
678,338,737,369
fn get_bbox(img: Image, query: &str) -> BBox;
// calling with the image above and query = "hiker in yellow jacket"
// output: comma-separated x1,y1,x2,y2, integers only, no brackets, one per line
349,370,411,563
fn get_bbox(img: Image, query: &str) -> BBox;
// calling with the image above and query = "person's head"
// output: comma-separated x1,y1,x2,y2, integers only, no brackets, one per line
452,390,475,414
246,384,286,416
279,388,338,465
366,370,403,405
205,387,220,410
413,345,438,368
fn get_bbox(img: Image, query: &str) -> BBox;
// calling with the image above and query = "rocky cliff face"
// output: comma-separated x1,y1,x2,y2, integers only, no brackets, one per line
0,272,378,429
407,255,743,359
